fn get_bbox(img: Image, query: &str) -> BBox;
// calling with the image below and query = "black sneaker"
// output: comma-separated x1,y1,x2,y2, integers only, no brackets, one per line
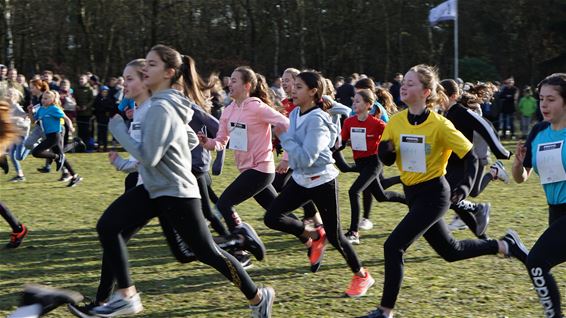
356,308,388,318
37,166,51,173
68,300,98,318
501,229,529,265
474,202,491,238
68,175,83,187
21,284,83,315
234,222,266,261
59,173,72,182
234,252,253,269
0,154,8,174
55,154,66,172
9,175,26,182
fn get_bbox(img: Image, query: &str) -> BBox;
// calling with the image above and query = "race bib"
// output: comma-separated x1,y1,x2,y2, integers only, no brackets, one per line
228,122,248,152
536,141,566,185
351,127,367,151
130,121,142,142
400,134,426,173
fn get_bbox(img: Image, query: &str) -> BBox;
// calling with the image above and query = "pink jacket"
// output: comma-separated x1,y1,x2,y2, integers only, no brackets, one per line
204,97,289,173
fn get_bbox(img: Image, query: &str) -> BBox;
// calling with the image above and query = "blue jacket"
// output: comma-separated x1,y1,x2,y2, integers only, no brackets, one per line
35,105,64,134
279,107,337,176
188,103,225,174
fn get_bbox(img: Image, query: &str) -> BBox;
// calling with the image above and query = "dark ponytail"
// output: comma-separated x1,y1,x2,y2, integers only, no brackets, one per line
296,71,332,112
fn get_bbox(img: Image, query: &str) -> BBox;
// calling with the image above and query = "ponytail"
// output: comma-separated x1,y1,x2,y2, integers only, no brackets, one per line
234,66,273,106
180,55,214,112
297,71,332,112
375,87,398,116
409,64,448,109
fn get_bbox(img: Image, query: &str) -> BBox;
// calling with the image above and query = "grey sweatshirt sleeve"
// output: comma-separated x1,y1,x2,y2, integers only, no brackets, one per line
109,106,174,168
279,117,330,169
111,155,139,173
187,125,199,150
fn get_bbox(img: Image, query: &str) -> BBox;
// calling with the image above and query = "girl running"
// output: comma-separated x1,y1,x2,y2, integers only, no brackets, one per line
30,90,82,187
90,45,274,317
6,88,30,182
265,71,375,298
357,65,526,318
341,89,405,244
198,66,289,235
512,73,566,318
0,101,28,248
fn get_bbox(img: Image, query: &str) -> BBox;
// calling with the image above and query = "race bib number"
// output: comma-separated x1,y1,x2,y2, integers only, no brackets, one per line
351,127,367,151
536,141,566,185
400,134,426,173
130,121,142,142
229,122,248,152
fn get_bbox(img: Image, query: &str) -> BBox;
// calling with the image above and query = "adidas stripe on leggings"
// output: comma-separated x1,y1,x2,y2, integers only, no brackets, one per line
96,185,259,300
264,178,363,273
216,168,277,231
381,176,499,309
526,203,566,318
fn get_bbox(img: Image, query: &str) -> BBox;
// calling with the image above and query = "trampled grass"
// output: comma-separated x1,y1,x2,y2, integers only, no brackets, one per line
0,144,563,317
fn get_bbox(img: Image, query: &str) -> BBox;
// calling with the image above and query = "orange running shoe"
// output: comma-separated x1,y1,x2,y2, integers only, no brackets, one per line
6,224,28,249
345,269,375,298
308,226,327,272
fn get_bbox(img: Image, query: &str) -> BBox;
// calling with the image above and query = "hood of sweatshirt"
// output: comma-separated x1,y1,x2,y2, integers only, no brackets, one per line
151,89,193,124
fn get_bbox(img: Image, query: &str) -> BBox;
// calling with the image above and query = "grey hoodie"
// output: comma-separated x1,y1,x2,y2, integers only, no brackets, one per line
109,89,200,199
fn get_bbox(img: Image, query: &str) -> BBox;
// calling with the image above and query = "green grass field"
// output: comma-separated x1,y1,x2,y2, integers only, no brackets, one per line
0,145,563,317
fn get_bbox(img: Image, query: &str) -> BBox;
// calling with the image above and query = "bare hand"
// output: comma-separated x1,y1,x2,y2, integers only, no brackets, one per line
108,151,118,163
125,108,134,120
276,160,289,174
197,132,208,145
514,141,527,163
273,123,287,136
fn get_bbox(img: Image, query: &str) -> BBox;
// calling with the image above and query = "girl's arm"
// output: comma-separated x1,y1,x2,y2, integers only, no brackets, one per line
279,116,329,169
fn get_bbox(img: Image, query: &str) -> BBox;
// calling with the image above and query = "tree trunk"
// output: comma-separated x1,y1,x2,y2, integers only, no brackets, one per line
4,0,14,68
77,0,96,73
297,0,306,68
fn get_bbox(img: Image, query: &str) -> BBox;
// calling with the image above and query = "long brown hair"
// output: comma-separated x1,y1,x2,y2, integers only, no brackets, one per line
375,87,398,115
0,100,18,149
234,66,273,106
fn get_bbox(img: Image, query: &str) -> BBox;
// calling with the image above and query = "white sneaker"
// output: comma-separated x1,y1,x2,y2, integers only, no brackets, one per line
447,216,468,231
345,231,360,245
490,160,510,184
91,292,143,317
359,218,373,231
250,286,275,318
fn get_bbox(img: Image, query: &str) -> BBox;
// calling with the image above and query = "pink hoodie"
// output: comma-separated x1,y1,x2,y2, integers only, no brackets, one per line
204,97,289,173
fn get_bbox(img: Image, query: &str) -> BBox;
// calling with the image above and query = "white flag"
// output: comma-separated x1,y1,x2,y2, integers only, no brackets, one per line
429,0,457,26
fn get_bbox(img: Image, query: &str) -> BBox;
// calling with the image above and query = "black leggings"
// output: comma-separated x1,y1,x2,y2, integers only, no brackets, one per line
205,173,219,204
31,132,76,175
348,155,406,232
193,170,229,236
0,202,22,232
361,173,403,219
264,178,363,273
381,177,499,309
217,169,277,231
96,185,258,300
526,203,566,318
469,163,493,198
272,169,318,219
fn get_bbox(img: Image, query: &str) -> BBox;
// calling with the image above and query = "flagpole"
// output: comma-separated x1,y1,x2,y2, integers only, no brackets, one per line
454,0,458,79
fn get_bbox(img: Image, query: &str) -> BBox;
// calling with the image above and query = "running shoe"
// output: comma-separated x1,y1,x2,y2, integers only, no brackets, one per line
501,229,529,265
474,203,491,238
68,175,83,187
9,175,25,182
308,225,327,273
356,308,389,318
345,230,360,245
447,215,468,231
6,224,28,249
21,284,83,315
68,300,98,318
234,222,266,261
490,160,510,184
345,269,375,298
250,286,275,318
59,173,72,182
91,292,143,317
234,251,253,270
359,218,373,231
37,166,51,173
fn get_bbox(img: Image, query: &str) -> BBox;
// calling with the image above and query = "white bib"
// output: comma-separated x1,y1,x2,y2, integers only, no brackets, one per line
536,140,566,185
228,122,248,152
351,127,367,151
400,134,426,173
130,121,142,143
